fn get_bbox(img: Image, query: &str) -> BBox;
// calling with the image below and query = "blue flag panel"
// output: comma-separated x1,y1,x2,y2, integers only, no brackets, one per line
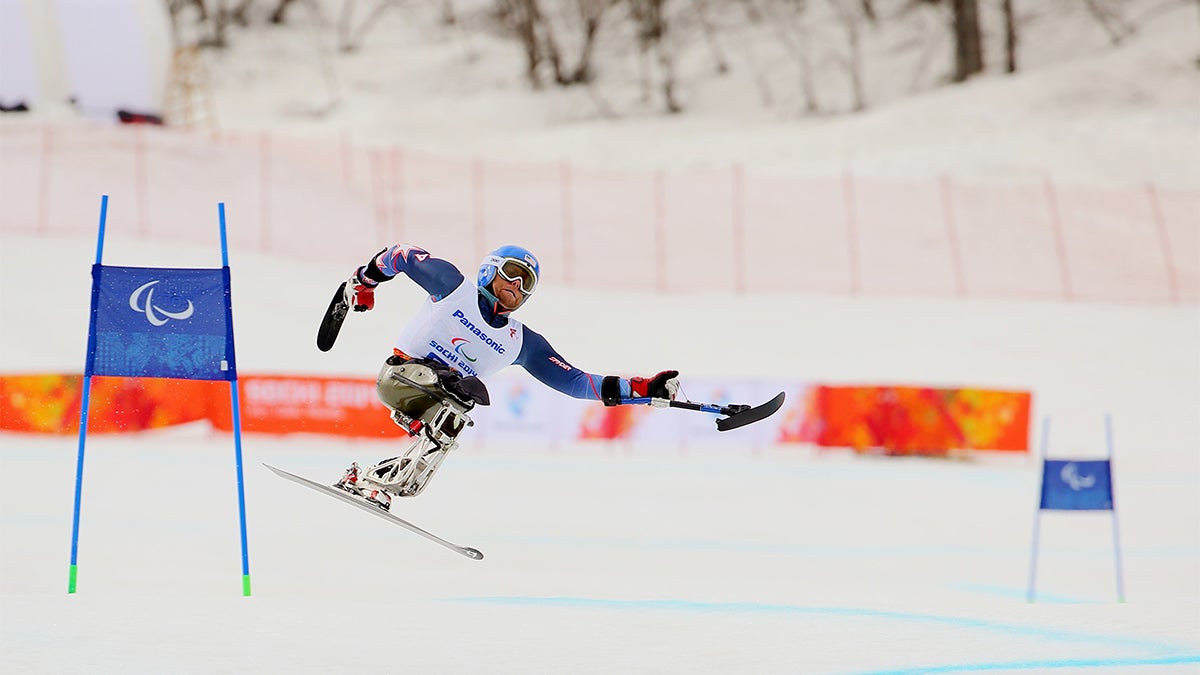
1040,459,1113,511
86,265,236,381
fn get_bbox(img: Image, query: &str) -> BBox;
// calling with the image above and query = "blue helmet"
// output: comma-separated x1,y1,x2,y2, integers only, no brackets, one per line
478,245,540,297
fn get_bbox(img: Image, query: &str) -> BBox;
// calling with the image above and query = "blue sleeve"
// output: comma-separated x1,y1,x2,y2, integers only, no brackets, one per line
513,326,630,401
366,244,463,300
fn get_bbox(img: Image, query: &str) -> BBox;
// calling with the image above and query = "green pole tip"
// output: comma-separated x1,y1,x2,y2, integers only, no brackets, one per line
242,575,252,597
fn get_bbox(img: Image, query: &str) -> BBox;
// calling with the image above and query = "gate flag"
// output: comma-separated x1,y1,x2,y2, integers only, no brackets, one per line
1039,460,1113,511
88,266,236,381
1027,416,1124,603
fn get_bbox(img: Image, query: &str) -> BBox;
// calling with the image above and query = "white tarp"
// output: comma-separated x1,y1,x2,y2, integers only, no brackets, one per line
0,0,169,117
0,0,54,107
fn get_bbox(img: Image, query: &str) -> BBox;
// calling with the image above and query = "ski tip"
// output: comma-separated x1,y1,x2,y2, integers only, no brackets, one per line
464,548,484,560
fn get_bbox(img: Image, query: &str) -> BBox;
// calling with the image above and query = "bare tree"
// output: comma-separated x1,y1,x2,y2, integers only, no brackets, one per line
628,0,681,113
1082,0,1136,45
828,0,867,111
735,0,779,107
497,0,549,87
495,0,609,88
1001,0,1016,73
950,0,983,81
758,0,821,113
337,1,399,52
269,0,302,24
561,0,607,85
693,0,730,74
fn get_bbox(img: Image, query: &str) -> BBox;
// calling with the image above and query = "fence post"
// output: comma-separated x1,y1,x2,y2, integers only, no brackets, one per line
259,131,271,252
1146,184,1180,304
843,171,861,295
560,160,573,284
940,175,967,297
135,126,149,237
473,156,485,261
654,170,666,292
390,146,404,242
732,163,746,294
1043,176,1073,301
369,149,387,243
341,132,354,188
38,126,53,235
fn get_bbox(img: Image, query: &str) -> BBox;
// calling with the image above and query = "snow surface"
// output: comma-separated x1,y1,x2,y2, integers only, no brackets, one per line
1,2,1199,673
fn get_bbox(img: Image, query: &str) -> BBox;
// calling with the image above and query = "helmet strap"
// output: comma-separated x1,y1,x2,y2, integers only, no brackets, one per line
478,285,514,316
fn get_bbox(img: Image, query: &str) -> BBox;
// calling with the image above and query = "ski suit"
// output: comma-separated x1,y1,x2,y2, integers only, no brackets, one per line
362,244,633,401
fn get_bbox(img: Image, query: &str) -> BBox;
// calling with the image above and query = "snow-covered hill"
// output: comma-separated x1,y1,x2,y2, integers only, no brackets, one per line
181,0,1200,188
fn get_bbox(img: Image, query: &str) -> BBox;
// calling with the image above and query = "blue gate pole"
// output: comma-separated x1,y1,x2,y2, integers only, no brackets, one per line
220,202,253,597
1106,413,1126,602
69,194,109,593
1026,417,1050,603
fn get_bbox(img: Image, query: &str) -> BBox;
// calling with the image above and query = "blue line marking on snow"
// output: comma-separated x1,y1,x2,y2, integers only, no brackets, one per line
951,583,1092,603
448,596,1197,659
853,655,1200,674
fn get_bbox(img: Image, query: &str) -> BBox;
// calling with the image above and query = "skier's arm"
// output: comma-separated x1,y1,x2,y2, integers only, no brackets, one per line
514,327,679,405
346,244,464,310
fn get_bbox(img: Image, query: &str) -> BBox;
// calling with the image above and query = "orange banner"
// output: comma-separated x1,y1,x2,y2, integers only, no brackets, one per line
779,385,1031,454
209,375,404,438
1,375,1029,453
0,374,404,438
0,374,215,434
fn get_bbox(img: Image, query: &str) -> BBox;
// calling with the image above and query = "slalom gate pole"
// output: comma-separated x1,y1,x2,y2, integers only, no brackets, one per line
69,194,109,593
220,203,253,597
1106,414,1126,602
1026,417,1050,603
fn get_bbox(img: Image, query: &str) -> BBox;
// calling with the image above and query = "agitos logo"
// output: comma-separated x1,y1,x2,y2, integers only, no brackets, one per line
450,337,477,362
129,280,195,326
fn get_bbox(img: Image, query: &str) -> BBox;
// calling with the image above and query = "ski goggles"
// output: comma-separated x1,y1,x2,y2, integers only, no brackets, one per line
488,256,539,295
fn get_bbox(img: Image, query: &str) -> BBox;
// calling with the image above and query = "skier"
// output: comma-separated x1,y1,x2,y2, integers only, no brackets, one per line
331,243,680,508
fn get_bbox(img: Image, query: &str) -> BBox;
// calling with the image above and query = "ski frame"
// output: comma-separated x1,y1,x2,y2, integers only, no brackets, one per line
624,391,786,431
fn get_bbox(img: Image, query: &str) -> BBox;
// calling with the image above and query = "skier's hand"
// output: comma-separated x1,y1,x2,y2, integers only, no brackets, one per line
630,370,679,400
344,269,377,312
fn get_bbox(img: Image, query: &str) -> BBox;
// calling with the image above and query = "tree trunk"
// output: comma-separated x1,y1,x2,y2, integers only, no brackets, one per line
269,0,299,25
1002,0,1016,73
565,9,602,84
504,0,545,88
829,0,865,111
631,0,681,113
951,0,983,82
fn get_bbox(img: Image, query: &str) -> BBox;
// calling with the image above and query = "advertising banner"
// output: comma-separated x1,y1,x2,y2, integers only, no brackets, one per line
0,374,213,433
1,374,1031,453
208,375,404,438
795,385,1031,454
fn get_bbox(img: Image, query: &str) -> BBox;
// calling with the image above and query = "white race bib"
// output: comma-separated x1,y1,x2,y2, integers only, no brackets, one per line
394,279,523,379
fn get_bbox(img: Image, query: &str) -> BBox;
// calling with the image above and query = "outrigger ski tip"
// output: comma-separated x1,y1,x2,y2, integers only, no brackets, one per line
715,391,785,430
626,391,786,431
316,281,349,352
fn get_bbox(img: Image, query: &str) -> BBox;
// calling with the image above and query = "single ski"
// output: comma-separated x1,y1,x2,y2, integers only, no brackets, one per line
264,464,484,560
316,282,349,352
626,391,786,431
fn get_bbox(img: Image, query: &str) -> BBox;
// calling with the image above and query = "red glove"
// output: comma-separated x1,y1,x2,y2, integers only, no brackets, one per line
344,268,377,312
629,370,680,400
